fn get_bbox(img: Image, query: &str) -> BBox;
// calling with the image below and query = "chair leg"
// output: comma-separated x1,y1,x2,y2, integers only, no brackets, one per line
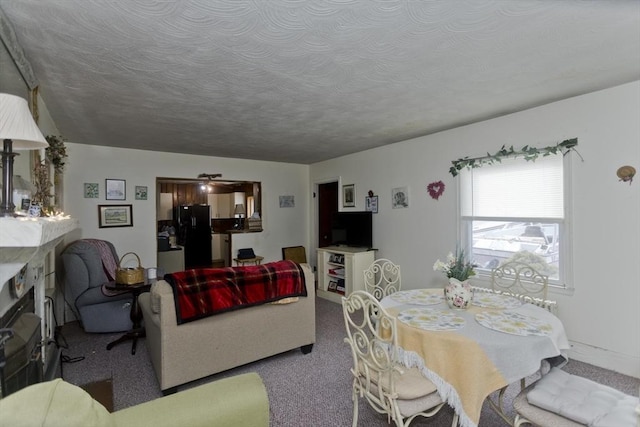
514,414,532,426
352,386,359,427
450,411,459,427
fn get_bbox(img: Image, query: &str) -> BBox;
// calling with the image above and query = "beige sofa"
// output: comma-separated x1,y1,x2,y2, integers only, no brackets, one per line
0,373,269,427
139,263,316,393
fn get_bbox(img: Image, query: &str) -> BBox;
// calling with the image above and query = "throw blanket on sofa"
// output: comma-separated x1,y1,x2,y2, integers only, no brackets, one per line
164,260,307,324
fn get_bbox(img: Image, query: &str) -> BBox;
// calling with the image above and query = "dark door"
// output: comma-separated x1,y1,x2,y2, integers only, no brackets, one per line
318,182,338,248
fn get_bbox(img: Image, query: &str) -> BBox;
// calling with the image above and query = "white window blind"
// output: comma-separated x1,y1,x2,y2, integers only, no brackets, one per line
460,155,564,219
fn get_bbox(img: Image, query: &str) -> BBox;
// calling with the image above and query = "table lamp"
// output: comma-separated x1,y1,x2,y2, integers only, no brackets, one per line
234,203,245,229
0,93,48,217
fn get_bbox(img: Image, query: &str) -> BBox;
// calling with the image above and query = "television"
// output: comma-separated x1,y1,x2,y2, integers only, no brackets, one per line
330,211,373,249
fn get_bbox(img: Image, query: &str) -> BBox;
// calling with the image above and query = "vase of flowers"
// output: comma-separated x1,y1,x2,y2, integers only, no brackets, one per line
433,248,476,309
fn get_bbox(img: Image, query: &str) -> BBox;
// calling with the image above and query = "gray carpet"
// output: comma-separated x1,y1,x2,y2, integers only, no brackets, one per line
60,297,639,426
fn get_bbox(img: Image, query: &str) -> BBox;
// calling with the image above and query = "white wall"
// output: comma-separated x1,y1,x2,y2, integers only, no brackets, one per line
310,81,640,377
62,145,310,270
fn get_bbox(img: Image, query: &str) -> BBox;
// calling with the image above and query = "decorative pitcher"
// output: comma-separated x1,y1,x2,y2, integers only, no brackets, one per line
444,277,473,309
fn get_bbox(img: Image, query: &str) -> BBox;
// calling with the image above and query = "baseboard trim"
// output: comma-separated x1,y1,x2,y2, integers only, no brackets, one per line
568,340,639,379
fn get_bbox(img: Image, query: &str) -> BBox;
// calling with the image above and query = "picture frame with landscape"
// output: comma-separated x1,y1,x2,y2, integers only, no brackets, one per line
98,204,133,228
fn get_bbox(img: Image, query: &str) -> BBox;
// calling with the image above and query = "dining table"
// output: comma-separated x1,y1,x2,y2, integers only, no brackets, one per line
380,288,570,427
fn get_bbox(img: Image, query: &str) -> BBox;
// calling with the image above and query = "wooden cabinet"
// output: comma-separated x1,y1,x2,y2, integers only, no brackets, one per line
317,246,376,303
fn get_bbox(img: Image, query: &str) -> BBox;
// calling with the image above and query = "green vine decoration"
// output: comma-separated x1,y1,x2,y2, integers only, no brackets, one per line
45,135,68,174
449,138,582,177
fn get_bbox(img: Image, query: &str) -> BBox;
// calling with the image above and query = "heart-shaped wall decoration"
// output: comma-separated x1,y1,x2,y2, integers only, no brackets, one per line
427,181,445,200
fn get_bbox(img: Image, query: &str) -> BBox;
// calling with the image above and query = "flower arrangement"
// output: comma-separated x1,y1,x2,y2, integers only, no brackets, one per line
433,248,476,282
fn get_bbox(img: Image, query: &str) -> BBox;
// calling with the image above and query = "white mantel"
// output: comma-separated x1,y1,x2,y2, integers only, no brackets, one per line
0,216,78,286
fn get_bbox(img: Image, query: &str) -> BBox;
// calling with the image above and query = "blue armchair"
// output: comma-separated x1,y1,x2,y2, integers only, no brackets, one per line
61,239,132,333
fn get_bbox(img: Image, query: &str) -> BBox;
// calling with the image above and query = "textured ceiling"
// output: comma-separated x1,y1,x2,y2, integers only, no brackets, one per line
1,1,639,164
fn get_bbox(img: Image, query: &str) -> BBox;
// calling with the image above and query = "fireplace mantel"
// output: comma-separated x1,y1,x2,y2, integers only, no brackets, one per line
0,216,78,286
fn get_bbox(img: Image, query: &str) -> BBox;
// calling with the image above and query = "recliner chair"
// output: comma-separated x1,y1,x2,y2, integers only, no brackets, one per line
61,239,133,333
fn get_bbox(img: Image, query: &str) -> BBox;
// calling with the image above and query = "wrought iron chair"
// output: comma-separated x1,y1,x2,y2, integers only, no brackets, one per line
363,259,401,300
341,291,458,427
490,261,550,303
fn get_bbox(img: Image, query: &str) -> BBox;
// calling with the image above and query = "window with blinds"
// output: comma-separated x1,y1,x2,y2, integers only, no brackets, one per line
459,154,572,287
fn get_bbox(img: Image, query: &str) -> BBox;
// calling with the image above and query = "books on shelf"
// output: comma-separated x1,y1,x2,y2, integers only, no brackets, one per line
328,267,345,276
327,278,345,295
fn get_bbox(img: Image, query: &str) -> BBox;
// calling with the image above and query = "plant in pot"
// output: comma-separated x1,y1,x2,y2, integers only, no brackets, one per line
434,248,476,309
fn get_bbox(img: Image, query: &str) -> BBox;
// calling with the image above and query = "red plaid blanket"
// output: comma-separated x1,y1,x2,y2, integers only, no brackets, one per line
164,260,307,324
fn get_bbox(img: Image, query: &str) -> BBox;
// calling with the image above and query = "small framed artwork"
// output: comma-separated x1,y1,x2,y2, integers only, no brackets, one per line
279,195,295,208
98,204,133,228
365,196,378,213
84,183,99,198
342,184,355,208
392,186,409,209
106,179,126,200
135,186,148,200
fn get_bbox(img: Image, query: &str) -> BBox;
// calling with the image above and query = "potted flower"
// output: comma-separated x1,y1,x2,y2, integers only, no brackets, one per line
433,248,476,309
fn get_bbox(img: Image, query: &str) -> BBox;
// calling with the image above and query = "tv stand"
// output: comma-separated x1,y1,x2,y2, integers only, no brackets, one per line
316,246,376,304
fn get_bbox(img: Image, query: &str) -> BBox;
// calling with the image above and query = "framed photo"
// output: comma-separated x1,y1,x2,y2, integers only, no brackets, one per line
98,204,133,228
84,183,99,198
106,179,126,200
365,196,378,213
279,195,295,208
342,184,355,208
392,186,409,209
135,185,148,200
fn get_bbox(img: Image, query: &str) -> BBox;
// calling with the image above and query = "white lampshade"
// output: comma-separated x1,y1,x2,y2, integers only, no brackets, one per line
1,93,48,216
234,204,245,215
0,93,47,148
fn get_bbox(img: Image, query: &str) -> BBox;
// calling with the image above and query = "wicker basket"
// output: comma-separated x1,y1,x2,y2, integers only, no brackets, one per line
115,252,145,285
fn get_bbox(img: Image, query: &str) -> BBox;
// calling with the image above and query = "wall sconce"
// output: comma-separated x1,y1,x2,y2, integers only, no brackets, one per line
0,93,48,217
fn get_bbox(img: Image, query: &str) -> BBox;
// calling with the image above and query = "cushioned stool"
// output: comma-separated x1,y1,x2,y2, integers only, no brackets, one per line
514,367,639,426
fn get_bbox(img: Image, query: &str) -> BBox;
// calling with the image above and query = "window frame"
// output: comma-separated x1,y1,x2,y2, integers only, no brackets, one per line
457,154,574,294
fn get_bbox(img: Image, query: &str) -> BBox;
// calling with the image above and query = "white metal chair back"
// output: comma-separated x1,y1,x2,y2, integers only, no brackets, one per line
472,286,557,314
491,261,549,301
341,291,457,427
363,259,401,300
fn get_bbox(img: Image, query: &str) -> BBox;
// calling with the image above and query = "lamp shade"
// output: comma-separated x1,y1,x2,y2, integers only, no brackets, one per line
234,204,245,215
0,93,47,149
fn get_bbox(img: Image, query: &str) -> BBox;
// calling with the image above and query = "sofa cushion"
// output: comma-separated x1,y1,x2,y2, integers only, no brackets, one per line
0,379,114,427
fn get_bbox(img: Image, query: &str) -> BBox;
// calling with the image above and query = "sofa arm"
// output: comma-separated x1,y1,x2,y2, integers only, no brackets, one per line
112,373,269,427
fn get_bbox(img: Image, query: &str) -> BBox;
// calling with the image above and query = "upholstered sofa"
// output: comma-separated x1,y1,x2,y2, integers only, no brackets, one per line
139,262,316,393
61,239,133,333
0,373,269,427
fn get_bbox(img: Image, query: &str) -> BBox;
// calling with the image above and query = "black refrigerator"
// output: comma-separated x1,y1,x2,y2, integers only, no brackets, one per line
178,204,212,269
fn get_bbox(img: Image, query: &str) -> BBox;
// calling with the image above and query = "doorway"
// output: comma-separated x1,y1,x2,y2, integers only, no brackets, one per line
318,181,338,248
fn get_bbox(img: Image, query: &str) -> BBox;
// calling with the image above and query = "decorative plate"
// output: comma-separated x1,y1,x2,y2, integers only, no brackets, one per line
475,311,552,336
390,289,444,306
10,265,28,298
397,307,466,331
472,293,522,309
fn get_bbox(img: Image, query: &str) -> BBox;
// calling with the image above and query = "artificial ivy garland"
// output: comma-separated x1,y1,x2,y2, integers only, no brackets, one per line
449,138,580,177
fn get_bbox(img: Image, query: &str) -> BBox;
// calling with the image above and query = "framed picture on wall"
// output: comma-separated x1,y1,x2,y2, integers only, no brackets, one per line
391,186,409,209
279,195,295,208
98,204,133,228
365,196,378,213
343,184,355,208
84,183,99,198
106,179,126,200
135,186,148,200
